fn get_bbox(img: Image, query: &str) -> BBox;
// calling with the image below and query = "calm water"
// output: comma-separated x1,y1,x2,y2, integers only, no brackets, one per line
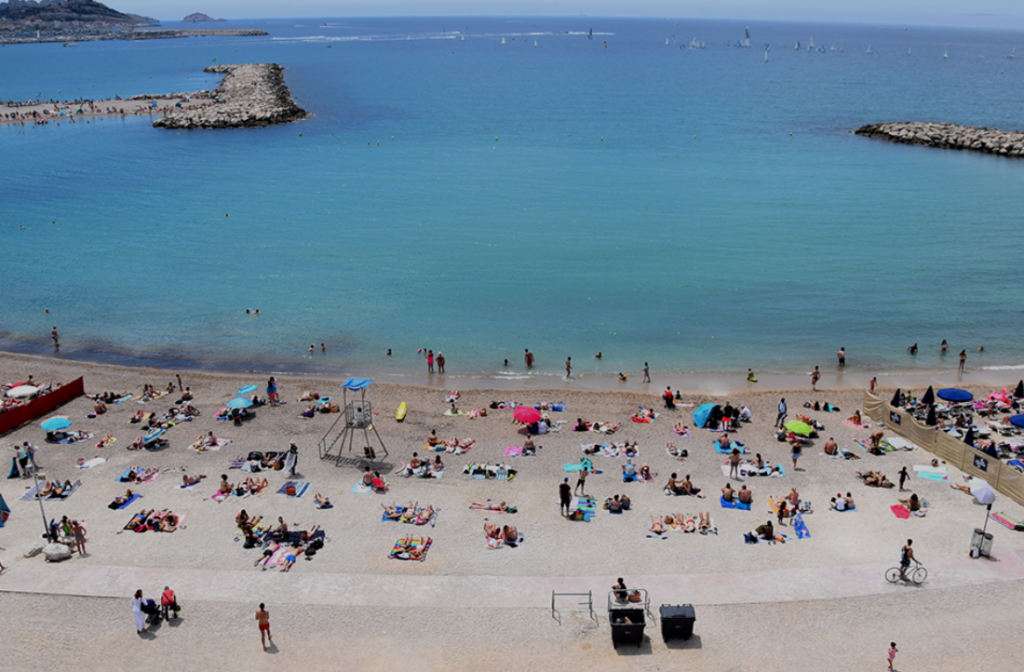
2,18,1023,383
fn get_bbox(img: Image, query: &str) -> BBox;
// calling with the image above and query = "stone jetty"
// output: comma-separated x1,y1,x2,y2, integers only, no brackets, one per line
153,63,306,130
855,122,1024,158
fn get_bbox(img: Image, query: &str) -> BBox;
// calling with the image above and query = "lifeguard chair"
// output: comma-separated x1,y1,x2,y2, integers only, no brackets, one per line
318,378,388,465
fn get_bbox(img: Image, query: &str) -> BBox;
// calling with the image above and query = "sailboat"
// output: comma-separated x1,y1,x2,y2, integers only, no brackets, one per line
665,38,670,46
588,28,593,40
943,49,948,59
795,41,800,50
1009,47,1015,59
808,37,816,51
740,27,751,48
830,44,837,51
689,37,700,50
866,45,875,55
534,40,539,47
501,37,506,44
764,44,770,62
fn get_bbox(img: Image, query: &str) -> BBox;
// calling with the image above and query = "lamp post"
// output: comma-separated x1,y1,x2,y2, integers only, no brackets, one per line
32,467,52,542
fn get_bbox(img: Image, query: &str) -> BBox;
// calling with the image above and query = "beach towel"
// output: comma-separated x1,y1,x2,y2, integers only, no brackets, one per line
549,420,568,433
351,480,372,494
78,457,107,469
176,480,200,491
277,481,310,498
720,496,751,510
891,504,911,519
1008,459,1024,473
714,441,748,455
533,402,565,412
913,465,948,474
631,412,659,423
673,426,691,438
832,505,857,512
844,419,870,430
19,484,40,501
990,512,1024,531
504,446,523,458
110,393,133,404
382,506,407,522
855,438,895,453
51,433,94,445
211,491,231,503
0,492,9,526
390,537,432,560
793,514,811,539
917,472,950,482
117,493,142,510
564,463,603,474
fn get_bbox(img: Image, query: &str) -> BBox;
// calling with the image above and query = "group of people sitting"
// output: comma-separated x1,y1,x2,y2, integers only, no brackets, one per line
360,466,389,492
621,459,653,482
648,512,715,534
426,430,475,454
398,452,444,478
571,419,619,433
191,431,222,451
218,474,269,498
664,473,703,497
605,494,631,512
93,390,129,405
721,482,754,505
484,521,520,546
381,501,436,525
829,492,857,511
745,520,778,544
118,466,158,483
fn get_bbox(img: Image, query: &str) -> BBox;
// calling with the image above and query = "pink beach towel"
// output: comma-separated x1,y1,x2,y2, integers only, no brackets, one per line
844,419,870,430
891,504,911,519
504,446,523,458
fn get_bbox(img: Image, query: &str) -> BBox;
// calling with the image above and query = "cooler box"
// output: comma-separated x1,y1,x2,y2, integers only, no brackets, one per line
660,604,696,641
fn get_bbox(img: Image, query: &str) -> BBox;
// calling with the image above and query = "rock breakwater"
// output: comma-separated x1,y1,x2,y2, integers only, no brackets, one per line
855,122,1024,158
153,63,306,130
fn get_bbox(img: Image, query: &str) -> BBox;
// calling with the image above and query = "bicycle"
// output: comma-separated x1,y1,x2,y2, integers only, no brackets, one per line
885,563,927,585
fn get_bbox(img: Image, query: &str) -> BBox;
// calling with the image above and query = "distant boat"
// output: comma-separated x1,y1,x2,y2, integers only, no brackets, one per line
764,44,770,62
689,37,700,50
818,45,826,53
407,35,411,41
943,49,948,59
665,38,669,46
1009,47,1015,59
534,40,539,47
62,41,77,47
588,28,593,40
830,44,836,51
740,26,751,48
907,48,912,55
460,36,465,41
867,45,875,55
808,37,816,51
501,37,506,44
795,41,800,50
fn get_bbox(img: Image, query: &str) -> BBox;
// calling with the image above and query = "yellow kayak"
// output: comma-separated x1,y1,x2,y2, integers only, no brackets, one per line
395,401,408,421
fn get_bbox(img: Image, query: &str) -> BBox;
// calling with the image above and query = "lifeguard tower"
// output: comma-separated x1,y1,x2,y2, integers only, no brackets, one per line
318,377,388,465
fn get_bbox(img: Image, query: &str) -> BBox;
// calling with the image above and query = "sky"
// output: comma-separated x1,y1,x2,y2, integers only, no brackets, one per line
115,1,1024,29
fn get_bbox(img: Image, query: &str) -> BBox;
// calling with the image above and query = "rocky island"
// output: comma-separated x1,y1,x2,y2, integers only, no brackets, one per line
0,0,265,43
856,122,1024,159
183,12,223,22
154,63,307,129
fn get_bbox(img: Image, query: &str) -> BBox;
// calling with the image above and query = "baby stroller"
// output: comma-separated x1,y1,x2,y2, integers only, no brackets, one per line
140,598,162,625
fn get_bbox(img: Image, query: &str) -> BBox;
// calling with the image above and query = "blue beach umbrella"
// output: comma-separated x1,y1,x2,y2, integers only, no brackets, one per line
937,388,973,403
40,416,72,431
237,385,258,395
227,397,253,409
143,427,164,444
692,403,719,429
1009,415,1024,428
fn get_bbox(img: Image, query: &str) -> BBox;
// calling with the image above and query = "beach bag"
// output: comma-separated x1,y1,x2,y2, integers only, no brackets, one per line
285,484,296,496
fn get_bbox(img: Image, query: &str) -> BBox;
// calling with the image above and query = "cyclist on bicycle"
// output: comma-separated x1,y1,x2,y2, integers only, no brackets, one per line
899,539,918,579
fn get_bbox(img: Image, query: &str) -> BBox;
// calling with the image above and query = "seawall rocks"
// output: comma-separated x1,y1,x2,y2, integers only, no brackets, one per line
855,122,1024,158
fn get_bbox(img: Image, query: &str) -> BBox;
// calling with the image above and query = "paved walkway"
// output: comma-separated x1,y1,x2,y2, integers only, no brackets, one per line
4,545,1024,609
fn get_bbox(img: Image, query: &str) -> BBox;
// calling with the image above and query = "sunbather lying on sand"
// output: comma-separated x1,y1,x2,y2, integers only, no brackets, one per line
127,509,154,529
181,473,206,486
858,470,894,488
95,434,116,448
470,501,512,512
673,423,690,437
111,489,135,507
315,492,332,509
238,477,269,495
382,502,407,520
280,543,305,572
649,515,667,534
395,537,428,561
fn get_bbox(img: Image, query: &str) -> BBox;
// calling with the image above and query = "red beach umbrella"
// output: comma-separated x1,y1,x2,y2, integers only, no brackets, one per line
513,406,542,424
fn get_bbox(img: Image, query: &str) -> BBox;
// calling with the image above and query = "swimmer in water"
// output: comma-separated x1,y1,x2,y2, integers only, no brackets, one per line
595,352,602,359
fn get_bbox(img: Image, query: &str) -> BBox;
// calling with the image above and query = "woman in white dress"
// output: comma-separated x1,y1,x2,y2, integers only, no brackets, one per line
132,589,147,634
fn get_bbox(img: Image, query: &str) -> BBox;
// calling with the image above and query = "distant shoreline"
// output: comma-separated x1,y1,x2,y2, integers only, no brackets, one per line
0,28,268,45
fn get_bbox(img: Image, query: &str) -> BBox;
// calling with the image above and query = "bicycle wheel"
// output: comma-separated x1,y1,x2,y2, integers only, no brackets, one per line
911,566,927,585
885,567,902,584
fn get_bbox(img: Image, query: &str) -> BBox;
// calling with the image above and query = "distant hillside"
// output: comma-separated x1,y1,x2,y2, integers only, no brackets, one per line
0,0,152,25
183,12,223,23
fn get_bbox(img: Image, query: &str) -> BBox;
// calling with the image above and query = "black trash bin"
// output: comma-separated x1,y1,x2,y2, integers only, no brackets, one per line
609,607,646,648
660,604,696,641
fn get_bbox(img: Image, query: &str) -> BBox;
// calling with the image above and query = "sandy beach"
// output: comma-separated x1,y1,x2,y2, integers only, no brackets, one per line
0,95,211,126
1,351,1023,670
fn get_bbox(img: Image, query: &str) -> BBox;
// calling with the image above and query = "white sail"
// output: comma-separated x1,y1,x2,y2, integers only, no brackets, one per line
501,37,506,44
943,49,948,59
1009,48,1015,59
795,41,800,50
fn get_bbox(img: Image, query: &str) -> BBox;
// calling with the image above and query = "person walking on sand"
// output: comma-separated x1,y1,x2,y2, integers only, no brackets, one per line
51,326,59,349
284,442,298,477
837,347,845,367
810,366,820,391
791,441,802,471
437,352,445,374
643,362,650,383
256,603,272,650
525,348,534,368
898,466,909,492
565,357,572,378
559,477,572,516
132,589,147,634
958,349,967,373
775,398,787,428
869,377,877,394
888,642,898,671
266,377,279,405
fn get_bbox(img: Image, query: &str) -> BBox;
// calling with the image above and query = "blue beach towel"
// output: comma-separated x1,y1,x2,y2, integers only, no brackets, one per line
720,496,750,510
117,493,141,510
793,513,811,539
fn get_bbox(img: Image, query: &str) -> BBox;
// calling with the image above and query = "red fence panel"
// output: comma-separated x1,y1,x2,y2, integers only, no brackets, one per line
0,377,85,435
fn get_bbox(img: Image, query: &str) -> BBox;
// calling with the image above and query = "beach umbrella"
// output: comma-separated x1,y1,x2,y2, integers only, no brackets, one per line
237,385,258,395
925,405,937,427
969,478,996,505
937,388,973,403
40,416,72,431
890,388,902,406
143,427,164,444
513,406,542,424
227,397,253,409
1009,415,1024,428
963,427,976,446
921,386,935,406
7,385,38,399
1014,380,1024,399
692,403,719,429
784,420,813,435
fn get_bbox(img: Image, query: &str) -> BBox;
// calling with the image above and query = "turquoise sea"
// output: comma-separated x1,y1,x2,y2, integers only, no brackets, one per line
2,17,1023,385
